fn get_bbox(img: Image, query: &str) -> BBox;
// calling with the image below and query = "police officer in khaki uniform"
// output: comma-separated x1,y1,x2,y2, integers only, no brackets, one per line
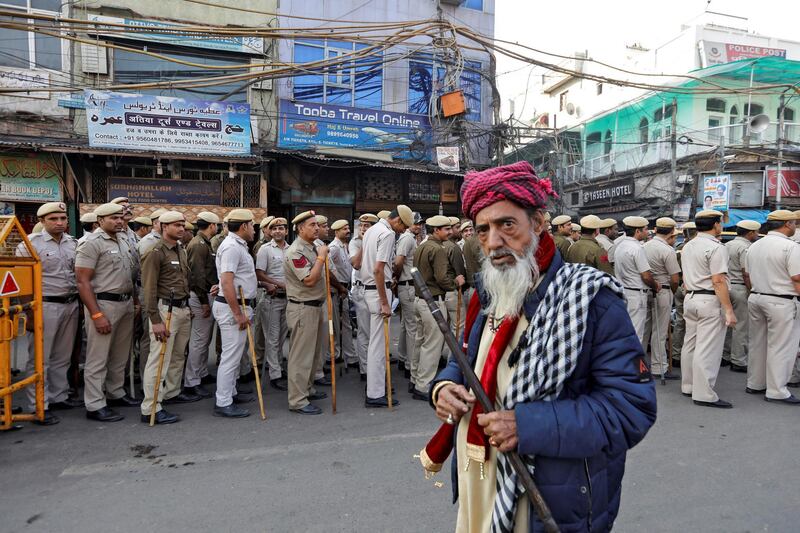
596,218,617,252
412,215,454,398
312,214,338,386
132,216,153,241
672,221,697,366
329,219,357,369
252,216,274,260
570,223,581,243
721,220,759,372
210,217,228,254
139,211,196,424
745,210,800,404
284,211,329,415
614,216,659,343
184,211,219,398
16,202,80,425
79,212,98,244
137,207,166,256
75,203,139,422
443,216,467,356
350,214,377,379
680,210,736,408
212,209,258,418
551,215,573,259
566,215,614,275
394,212,422,378
643,217,681,379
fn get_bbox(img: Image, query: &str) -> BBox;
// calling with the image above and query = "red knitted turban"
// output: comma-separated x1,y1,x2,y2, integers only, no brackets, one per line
461,161,557,220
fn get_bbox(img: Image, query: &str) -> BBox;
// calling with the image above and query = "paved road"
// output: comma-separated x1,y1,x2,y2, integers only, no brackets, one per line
2,358,798,532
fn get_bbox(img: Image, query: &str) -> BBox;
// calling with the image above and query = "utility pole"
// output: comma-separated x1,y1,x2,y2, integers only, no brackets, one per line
670,97,677,184
776,93,785,209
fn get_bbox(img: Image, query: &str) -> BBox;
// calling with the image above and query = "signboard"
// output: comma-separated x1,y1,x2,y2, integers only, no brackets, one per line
88,15,264,54
440,180,458,203
702,174,730,211
58,93,86,109
0,153,61,202
436,147,460,172
0,69,50,99
673,197,693,221
108,177,221,205
703,41,787,66
85,90,251,156
277,99,431,161
765,166,800,198
582,178,635,206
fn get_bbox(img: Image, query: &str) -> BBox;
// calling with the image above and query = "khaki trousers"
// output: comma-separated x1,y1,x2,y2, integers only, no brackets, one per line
261,295,288,380
722,284,749,367
184,292,214,388
212,302,252,407
286,301,325,410
681,293,725,402
24,300,79,410
746,294,800,400
414,297,447,393
397,285,417,367
352,284,370,374
624,289,650,346
445,290,465,353
140,305,191,415
315,298,331,380
648,289,673,375
138,310,150,378
365,288,391,399
333,292,357,365
672,286,686,362
84,299,134,412
253,289,267,368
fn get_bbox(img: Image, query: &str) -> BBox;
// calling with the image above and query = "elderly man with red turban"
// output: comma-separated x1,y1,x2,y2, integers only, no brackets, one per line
422,161,657,532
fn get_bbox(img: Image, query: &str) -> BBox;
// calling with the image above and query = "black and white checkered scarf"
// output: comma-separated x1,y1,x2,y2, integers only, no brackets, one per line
491,262,624,532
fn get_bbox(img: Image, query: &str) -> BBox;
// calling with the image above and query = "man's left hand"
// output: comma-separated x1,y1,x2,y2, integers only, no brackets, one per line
477,410,518,453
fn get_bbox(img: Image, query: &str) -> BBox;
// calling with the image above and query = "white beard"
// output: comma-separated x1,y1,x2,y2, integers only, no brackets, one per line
481,231,540,319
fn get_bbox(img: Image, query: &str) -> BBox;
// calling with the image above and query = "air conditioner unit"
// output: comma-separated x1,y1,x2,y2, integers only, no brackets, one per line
439,0,462,5
81,42,107,74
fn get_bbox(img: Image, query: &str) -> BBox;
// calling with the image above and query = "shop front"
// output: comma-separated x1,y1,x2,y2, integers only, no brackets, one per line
0,152,65,233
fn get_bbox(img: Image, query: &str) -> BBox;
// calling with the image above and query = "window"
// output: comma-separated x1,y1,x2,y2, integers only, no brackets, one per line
744,103,763,117
778,107,795,140
708,117,722,144
706,98,726,114
0,1,63,71
639,118,649,154
603,130,612,162
559,91,569,112
729,105,740,142
461,0,483,10
292,39,383,109
408,56,482,121
570,192,579,206
596,82,603,95
653,108,663,123
586,132,602,159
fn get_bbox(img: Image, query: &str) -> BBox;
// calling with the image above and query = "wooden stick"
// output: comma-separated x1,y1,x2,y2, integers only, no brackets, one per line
383,317,393,411
150,290,173,427
324,259,337,414
240,286,266,420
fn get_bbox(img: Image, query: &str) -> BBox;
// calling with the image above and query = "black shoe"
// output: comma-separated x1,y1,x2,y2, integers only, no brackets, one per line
365,396,399,408
745,387,766,395
765,394,800,405
671,359,681,368
360,373,367,382
788,382,800,388
693,399,733,409
729,363,747,373
407,381,415,394
270,378,288,391
346,362,360,370
213,404,251,418
240,369,256,383
290,404,322,415
107,395,140,407
404,369,411,379
681,392,691,397
49,398,84,410
236,382,253,394
720,359,731,368
200,374,216,385
232,393,255,404
184,385,212,399
411,389,428,401
33,409,60,426
141,410,179,424
86,406,124,422
309,391,328,401
659,371,680,380
163,392,202,405
314,376,332,387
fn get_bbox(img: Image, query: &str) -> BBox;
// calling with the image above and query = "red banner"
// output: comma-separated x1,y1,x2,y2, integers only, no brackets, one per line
765,167,800,198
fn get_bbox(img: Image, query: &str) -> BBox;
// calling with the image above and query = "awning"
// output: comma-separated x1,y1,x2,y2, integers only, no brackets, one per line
264,148,464,177
724,208,770,227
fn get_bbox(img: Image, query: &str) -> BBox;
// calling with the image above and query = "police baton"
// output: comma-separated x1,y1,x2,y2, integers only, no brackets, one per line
411,268,559,533
150,289,174,427
240,286,266,420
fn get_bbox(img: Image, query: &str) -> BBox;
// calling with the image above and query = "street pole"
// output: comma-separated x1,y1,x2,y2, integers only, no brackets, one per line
776,93,785,209
670,98,677,184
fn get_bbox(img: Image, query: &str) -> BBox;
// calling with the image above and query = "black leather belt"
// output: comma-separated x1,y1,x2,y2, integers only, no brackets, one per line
397,280,414,286
215,295,254,306
289,299,324,307
96,292,132,302
161,297,189,308
624,287,650,293
423,294,445,302
269,293,287,299
43,294,79,304
751,291,797,301
731,282,746,285
353,280,363,287
687,289,715,296
660,284,671,289
364,283,392,290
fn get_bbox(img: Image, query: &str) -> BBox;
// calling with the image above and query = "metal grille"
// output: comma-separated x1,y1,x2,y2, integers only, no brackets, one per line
182,169,203,180
222,176,241,207
133,167,154,178
0,219,25,258
359,175,402,201
91,173,107,203
242,172,260,208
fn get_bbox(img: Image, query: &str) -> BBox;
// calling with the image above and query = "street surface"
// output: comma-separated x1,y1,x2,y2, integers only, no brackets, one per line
2,341,798,532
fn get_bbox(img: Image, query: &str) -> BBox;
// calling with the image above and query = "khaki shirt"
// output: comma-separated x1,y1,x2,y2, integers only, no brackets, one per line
284,237,325,301
643,236,681,286
210,231,227,254
681,232,728,291
186,232,217,304
395,231,417,282
329,237,352,284
75,230,135,294
554,234,572,260
252,237,270,260
137,230,161,257
215,233,257,300
443,239,466,288
724,236,750,285
16,231,77,296
566,236,614,276
256,239,289,286
745,231,800,295
141,240,190,324
462,235,484,287
360,219,395,286
121,226,140,279
607,235,624,263
613,236,650,289
596,233,614,252
413,236,455,297
348,237,362,285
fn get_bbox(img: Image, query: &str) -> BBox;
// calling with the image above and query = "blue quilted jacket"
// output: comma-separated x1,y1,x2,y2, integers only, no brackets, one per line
431,253,657,532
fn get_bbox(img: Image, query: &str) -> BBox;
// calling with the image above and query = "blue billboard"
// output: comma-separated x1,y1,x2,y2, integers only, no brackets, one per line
277,99,431,161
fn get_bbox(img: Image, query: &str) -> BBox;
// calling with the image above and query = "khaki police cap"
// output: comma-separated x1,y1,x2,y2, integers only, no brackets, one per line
600,218,617,229
377,210,391,220
359,213,379,224
579,215,603,229
397,205,414,227
228,209,254,223
544,212,552,222
794,210,800,219
460,220,473,231
31,222,43,234
695,209,723,219
150,208,168,220
184,221,195,231
330,219,349,231
110,196,129,205
656,217,677,228
94,203,123,217
37,202,67,217
315,215,328,224
622,216,649,228
767,209,797,221
571,223,581,232
447,216,460,226
159,211,185,224
133,216,152,226
426,215,452,228
292,210,316,225
261,216,275,228
736,220,760,231
552,215,571,226
268,217,287,229
681,222,696,230
197,211,220,225
80,212,97,224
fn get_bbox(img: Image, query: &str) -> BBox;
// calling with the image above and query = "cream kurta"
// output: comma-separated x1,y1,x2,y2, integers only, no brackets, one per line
456,316,530,533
